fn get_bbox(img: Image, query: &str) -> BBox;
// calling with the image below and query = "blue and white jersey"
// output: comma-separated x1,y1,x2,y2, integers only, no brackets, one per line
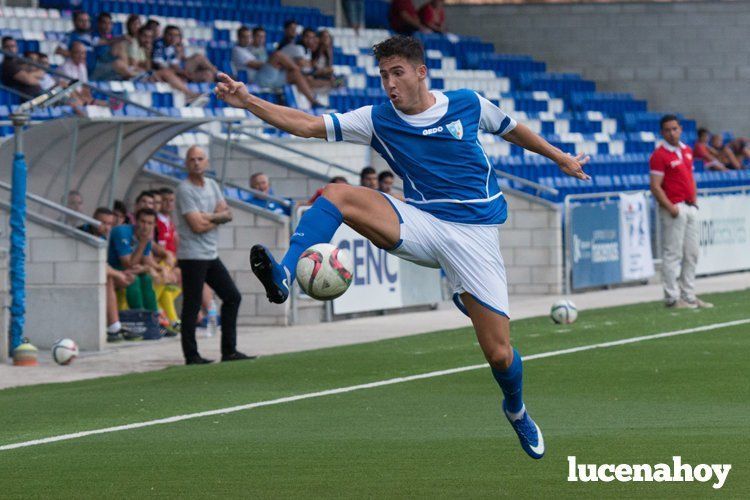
322,90,516,224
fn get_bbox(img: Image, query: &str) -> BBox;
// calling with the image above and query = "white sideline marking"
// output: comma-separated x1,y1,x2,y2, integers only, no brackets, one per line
2,318,749,452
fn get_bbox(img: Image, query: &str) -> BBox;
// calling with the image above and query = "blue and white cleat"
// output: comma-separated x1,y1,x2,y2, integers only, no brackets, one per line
503,402,545,459
250,245,290,304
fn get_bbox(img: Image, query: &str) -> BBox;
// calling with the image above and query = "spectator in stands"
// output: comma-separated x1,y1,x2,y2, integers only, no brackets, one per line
153,25,217,84
419,0,447,34
728,137,749,167
649,115,712,309
246,172,291,215
277,19,299,51
55,11,94,67
90,12,138,81
378,171,395,194
232,26,322,108
125,15,146,67
108,207,160,314
132,26,200,102
59,41,101,107
176,145,252,364
29,52,56,91
145,19,161,40
389,0,431,36
1,37,42,100
311,30,343,89
306,176,348,205
708,134,741,170
359,166,378,189
66,190,83,213
80,207,140,342
113,200,128,225
342,0,365,35
693,128,728,171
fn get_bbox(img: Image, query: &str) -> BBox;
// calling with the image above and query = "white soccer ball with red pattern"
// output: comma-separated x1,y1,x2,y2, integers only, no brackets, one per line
52,338,79,365
295,243,354,300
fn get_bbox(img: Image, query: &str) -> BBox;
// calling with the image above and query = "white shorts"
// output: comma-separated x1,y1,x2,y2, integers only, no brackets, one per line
381,193,510,318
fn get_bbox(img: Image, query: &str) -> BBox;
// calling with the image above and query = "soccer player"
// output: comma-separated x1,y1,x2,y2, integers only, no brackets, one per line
215,35,590,459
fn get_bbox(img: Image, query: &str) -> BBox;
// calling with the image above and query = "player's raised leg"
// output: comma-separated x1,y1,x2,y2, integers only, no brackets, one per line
461,293,545,459
250,183,400,303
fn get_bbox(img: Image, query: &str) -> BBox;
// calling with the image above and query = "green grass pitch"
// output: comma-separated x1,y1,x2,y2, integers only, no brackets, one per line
0,289,748,498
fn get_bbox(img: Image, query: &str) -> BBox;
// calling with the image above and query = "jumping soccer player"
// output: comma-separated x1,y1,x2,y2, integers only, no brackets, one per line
215,35,590,459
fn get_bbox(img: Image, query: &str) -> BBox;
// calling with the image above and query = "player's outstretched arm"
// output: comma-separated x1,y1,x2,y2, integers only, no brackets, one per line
214,73,326,139
503,123,591,180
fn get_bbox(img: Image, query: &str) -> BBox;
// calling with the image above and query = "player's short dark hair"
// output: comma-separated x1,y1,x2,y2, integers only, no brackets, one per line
158,187,174,195
378,171,394,182
360,166,376,179
135,207,157,221
697,127,709,137
97,12,112,22
373,35,424,66
136,190,154,203
252,26,265,36
1,36,14,46
237,26,250,38
164,25,180,35
113,199,127,214
93,207,114,218
660,114,680,129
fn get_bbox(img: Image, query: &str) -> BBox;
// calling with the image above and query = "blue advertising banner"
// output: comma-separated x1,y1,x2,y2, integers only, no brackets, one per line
571,202,622,289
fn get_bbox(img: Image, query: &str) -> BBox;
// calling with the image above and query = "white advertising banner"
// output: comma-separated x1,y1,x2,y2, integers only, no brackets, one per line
618,192,655,281
696,194,750,275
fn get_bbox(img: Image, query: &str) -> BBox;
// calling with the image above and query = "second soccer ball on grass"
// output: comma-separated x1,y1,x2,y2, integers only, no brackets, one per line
296,243,354,301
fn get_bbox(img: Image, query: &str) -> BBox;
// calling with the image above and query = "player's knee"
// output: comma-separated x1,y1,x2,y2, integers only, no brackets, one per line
321,183,351,209
486,343,513,371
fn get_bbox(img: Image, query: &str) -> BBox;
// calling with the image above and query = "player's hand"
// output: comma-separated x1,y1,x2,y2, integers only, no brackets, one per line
557,152,591,181
214,72,250,109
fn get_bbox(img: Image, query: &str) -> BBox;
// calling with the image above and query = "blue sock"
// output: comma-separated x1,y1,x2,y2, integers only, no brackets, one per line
281,196,343,281
491,348,524,414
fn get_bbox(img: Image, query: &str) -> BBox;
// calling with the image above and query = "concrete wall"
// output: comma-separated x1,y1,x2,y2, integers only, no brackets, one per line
0,210,107,351
446,0,750,136
130,171,294,326
500,191,563,296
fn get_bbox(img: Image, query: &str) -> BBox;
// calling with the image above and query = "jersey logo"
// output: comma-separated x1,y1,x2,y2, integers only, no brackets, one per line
446,119,463,140
422,126,443,136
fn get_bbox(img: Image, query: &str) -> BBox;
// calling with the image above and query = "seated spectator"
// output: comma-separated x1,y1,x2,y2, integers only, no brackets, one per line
89,12,138,81
127,26,151,72
25,51,55,91
419,0,447,34
342,0,365,35
360,166,378,189
281,27,315,77
108,208,160,314
65,190,84,224
145,19,162,39
245,172,291,215
79,207,140,342
306,176,348,205
693,128,728,171
277,19,299,51
59,41,104,108
55,11,95,69
389,0,432,36
709,134,742,170
232,26,322,107
378,171,395,194
310,29,343,89
1,37,42,100
113,199,129,225
728,137,749,167
153,25,217,83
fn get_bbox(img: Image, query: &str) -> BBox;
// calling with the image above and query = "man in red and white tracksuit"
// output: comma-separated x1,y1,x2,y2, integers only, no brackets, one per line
649,115,713,309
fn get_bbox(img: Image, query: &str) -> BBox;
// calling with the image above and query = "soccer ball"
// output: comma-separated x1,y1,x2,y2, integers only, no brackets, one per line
296,243,353,300
52,338,79,365
550,299,578,324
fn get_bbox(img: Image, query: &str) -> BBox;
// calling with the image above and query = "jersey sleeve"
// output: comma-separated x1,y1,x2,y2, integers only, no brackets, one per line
475,92,517,136
649,151,665,177
177,184,200,215
322,106,374,145
111,226,133,258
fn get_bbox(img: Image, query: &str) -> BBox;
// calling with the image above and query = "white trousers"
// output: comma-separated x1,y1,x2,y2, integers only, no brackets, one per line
660,202,700,302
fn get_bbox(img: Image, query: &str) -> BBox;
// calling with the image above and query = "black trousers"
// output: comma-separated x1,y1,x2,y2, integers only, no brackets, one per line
178,258,241,359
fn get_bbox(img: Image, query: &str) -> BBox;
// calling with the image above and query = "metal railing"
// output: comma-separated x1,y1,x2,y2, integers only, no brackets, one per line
0,179,100,227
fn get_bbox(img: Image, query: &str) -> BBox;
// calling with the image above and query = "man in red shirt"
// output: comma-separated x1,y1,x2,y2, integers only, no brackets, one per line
156,187,178,253
649,115,712,309
389,0,431,36
419,0,446,33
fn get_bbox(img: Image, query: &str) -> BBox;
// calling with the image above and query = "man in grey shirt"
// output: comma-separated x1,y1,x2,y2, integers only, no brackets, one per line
176,145,253,365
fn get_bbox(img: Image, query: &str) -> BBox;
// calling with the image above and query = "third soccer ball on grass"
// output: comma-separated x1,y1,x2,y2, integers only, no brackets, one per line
296,243,354,300
550,299,578,324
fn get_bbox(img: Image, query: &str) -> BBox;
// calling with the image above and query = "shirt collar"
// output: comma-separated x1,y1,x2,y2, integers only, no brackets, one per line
660,140,686,154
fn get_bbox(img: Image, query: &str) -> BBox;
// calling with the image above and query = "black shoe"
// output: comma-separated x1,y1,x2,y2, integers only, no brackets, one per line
106,331,123,343
186,355,214,365
160,325,179,337
121,327,143,341
250,244,290,304
221,351,257,362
